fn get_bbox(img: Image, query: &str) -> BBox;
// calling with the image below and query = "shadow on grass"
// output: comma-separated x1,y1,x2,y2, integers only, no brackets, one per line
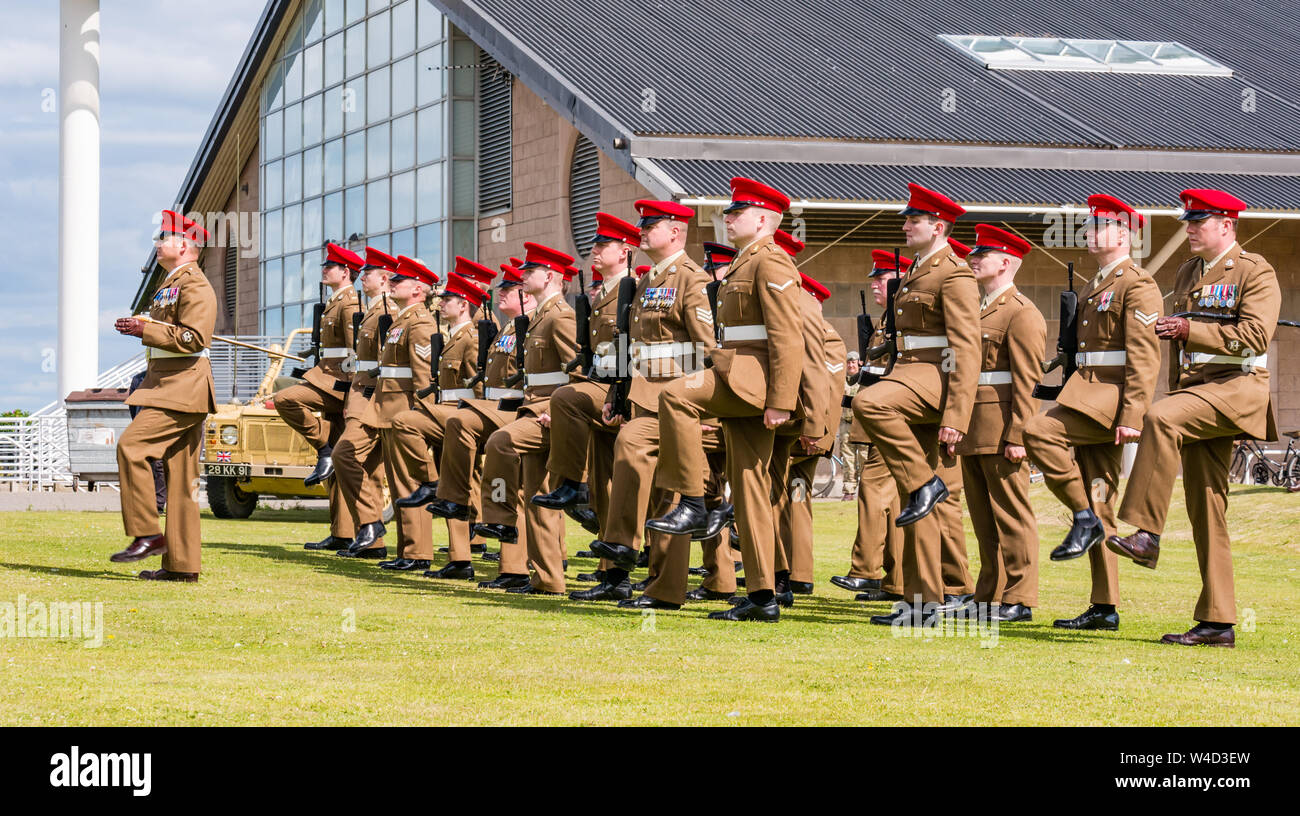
0,561,138,581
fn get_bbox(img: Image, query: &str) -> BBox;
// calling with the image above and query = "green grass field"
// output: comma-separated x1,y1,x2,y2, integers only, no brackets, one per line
0,481,1296,726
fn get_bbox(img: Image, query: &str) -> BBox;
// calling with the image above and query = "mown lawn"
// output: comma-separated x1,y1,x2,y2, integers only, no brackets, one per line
0,481,1296,726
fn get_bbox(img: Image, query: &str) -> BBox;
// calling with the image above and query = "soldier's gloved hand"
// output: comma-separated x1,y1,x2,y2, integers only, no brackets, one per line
1154,315,1189,341
115,317,144,337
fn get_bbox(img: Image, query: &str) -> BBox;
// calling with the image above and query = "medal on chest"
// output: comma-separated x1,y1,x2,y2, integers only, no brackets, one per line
387,326,404,344
495,334,516,354
640,287,677,312
1096,292,1114,312
152,287,180,308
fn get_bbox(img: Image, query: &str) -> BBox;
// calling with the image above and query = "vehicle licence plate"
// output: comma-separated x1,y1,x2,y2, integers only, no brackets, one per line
203,463,251,478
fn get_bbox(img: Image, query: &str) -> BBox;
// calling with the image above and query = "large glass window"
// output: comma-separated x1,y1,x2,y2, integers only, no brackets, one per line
260,0,474,334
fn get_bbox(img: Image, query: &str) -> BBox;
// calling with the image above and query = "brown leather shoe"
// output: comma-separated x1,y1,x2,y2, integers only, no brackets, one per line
1161,623,1234,648
138,568,198,582
1106,531,1160,569
110,535,167,563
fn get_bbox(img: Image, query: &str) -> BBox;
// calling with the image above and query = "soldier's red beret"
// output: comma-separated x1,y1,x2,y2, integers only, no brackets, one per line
702,242,737,270
393,255,439,286
774,229,804,257
521,242,575,274
591,268,604,284
1087,194,1145,230
969,225,1033,259
724,177,790,214
322,242,364,271
498,264,524,286
870,249,913,276
158,209,209,243
946,238,971,259
1179,189,1246,221
594,212,642,245
900,183,966,223
635,265,651,278
440,271,487,308
799,272,831,302
635,200,695,226
454,256,496,286
363,246,399,271
563,264,579,282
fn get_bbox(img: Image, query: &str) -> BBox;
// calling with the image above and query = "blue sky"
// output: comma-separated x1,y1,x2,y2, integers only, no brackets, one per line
0,0,265,412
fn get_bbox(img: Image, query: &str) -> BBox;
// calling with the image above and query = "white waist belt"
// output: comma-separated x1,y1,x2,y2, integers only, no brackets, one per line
901,335,949,351
593,354,618,371
356,360,378,369
978,371,1013,385
722,325,767,342
865,365,886,376
526,371,568,387
485,387,524,400
320,347,350,358
1076,351,1128,367
1182,351,1268,368
440,388,474,402
635,341,696,360
379,366,413,378
148,347,210,359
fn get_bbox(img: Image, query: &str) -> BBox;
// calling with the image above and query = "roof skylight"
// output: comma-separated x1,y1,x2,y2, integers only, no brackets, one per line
940,36,1233,76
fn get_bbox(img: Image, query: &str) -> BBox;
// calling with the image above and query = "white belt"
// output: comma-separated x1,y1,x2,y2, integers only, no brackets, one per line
593,354,618,371
485,387,524,400
379,366,413,378
978,371,1013,385
526,371,568,387
634,341,696,360
865,365,886,376
901,335,948,351
356,360,378,369
147,347,210,359
320,347,350,358
1076,351,1128,367
721,325,767,342
440,388,474,402
1182,352,1268,368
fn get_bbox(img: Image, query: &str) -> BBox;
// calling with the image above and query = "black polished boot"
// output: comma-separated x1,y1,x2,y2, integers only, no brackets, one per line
344,521,386,554
395,482,439,508
1051,508,1105,561
305,535,351,551
472,523,517,543
646,497,709,536
590,540,637,571
691,502,734,541
563,504,601,535
531,479,589,510
303,446,334,487
895,475,948,527
426,498,472,520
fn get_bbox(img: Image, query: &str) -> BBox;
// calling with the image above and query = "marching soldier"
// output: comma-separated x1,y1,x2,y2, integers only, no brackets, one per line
1023,194,1162,631
333,247,397,559
831,250,907,602
388,264,492,580
853,184,981,625
433,243,578,595
428,265,536,589
957,225,1046,621
360,255,440,571
1109,189,1280,648
274,242,364,551
110,210,217,581
648,177,805,622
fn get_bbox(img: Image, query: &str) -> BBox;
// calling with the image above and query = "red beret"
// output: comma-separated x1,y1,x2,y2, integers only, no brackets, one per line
946,238,971,260
969,224,1033,259
363,246,399,271
498,263,523,286
322,242,364,271
1180,188,1246,221
159,209,209,243
521,242,574,275
509,257,524,268
870,249,913,276
635,199,695,226
774,229,804,257
800,272,831,302
454,256,496,286
1087,194,1145,230
724,177,790,214
900,183,966,223
563,264,579,282
393,255,439,286
594,212,641,245
440,271,487,308
635,265,651,278
590,268,604,284
702,242,737,270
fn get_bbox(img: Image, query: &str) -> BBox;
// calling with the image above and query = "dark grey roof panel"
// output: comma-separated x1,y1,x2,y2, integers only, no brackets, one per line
653,158,1300,211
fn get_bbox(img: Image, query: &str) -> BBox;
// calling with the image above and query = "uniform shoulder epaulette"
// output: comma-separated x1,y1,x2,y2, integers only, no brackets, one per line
1236,251,1265,268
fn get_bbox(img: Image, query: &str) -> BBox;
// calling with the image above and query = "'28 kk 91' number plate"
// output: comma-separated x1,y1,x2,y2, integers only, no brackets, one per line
203,463,250,478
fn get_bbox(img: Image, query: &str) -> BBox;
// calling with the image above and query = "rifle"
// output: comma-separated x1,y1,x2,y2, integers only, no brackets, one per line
292,283,328,377
865,278,900,362
603,275,638,420
1171,311,1300,329
503,288,529,389
464,288,498,389
855,289,876,385
565,266,594,375
414,314,446,400
1032,262,1078,401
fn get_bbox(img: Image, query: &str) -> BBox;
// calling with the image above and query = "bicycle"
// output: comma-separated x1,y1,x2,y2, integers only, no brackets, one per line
1230,434,1300,491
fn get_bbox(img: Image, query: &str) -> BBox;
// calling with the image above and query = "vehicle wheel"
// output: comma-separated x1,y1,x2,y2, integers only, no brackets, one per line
207,475,258,519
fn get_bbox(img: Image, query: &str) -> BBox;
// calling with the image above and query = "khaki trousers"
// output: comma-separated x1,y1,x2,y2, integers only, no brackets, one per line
482,417,566,592
962,453,1039,606
545,381,617,523
117,407,206,573
274,382,342,451
772,450,817,584
391,404,479,561
848,445,902,593
437,407,529,575
1023,405,1122,605
1119,391,1238,624
332,418,389,551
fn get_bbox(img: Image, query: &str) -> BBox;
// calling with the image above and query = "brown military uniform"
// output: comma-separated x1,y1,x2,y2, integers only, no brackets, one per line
437,318,530,575
119,261,217,573
332,293,395,551
1119,244,1280,624
389,318,483,560
956,285,1046,607
657,234,804,595
853,244,981,604
1023,257,1162,605
363,301,438,559
480,293,578,592
845,325,902,590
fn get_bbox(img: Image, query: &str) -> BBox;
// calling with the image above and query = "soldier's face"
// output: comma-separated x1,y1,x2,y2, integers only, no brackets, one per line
1186,216,1233,254
520,266,553,296
967,251,999,283
590,240,625,272
724,206,762,243
321,263,350,287
391,277,421,303
902,215,941,248
870,272,895,306
360,268,389,297
1085,220,1126,255
641,220,676,254
153,233,186,266
439,295,467,321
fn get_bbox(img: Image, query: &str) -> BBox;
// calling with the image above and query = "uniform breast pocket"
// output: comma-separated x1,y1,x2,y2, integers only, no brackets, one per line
897,291,936,332
720,277,754,322
980,327,1006,365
